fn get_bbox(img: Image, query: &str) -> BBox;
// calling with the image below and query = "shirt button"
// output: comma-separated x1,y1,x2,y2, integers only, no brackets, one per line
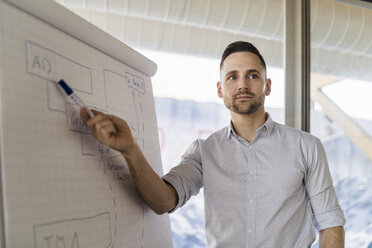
249,199,254,204
250,170,254,175
248,228,253,233
249,146,252,149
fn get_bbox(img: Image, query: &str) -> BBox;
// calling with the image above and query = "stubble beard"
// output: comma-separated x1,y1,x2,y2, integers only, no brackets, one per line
225,92,265,115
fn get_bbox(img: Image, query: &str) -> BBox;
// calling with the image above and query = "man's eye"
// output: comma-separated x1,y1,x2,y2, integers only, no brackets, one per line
249,74,258,79
228,75,237,80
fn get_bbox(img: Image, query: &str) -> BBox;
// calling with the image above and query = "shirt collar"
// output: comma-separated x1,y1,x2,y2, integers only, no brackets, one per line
227,121,237,139
264,113,274,135
228,113,275,139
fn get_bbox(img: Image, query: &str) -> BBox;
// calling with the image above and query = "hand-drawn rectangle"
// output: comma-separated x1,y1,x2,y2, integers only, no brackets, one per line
65,103,90,134
26,40,93,94
33,212,112,248
125,72,145,94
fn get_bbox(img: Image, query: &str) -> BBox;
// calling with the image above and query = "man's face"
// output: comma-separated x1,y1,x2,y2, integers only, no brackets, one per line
217,51,271,115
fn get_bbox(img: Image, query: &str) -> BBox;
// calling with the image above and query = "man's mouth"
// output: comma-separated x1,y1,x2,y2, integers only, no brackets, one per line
235,94,254,100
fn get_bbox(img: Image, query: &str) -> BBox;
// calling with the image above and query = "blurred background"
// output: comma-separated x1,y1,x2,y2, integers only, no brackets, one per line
55,0,372,247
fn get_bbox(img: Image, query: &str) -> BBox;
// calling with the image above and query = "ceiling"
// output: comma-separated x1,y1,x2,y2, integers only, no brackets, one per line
56,0,372,82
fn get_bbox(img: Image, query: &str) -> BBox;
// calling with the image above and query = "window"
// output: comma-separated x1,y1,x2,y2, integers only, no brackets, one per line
310,1,372,247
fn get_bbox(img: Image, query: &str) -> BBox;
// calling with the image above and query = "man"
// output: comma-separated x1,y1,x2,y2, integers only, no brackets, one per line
81,41,346,247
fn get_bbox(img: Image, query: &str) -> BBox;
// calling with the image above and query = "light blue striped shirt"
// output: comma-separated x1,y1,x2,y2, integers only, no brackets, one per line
163,114,345,248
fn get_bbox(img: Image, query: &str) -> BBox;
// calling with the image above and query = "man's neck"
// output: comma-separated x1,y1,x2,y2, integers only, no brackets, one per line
231,108,267,143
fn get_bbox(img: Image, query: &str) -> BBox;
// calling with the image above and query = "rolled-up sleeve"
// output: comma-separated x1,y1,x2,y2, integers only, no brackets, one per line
305,137,346,230
162,139,204,213
309,186,346,230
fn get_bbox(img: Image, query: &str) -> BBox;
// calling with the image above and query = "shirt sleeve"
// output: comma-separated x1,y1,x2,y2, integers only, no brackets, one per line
162,139,204,213
304,137,346,231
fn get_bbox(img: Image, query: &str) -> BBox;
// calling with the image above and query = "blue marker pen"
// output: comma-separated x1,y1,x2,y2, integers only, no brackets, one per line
58,79,95,118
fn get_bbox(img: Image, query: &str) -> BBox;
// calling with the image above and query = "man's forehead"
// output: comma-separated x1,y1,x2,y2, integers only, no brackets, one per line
221,51,265,73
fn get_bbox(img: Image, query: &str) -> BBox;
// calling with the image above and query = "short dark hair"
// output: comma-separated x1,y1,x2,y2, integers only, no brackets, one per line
220,41,266,71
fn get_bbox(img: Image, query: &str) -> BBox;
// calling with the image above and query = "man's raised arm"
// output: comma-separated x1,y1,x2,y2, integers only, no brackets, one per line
80,107,178,214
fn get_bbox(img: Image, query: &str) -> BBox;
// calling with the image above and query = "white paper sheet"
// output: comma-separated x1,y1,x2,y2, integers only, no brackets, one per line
0,1,172,247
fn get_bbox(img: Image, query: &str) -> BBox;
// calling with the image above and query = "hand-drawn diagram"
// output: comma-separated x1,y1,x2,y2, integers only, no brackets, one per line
103,70,145,150
33,212,112,248
26,40,93,94
25,40,147,248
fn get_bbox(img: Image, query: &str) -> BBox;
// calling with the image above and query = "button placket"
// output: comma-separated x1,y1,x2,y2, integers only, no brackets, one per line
246,144,256,245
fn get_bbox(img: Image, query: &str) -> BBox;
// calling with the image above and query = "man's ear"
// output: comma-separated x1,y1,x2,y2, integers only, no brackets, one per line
264,78,272,96
217,81,223,98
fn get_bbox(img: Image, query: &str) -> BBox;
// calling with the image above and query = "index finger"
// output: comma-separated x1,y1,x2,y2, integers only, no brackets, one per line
80,107,105,124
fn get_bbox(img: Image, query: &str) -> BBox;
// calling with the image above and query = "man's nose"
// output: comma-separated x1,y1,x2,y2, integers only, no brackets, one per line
237,77,250,90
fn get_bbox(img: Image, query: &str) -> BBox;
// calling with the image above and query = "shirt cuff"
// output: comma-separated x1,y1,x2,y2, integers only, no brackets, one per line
313,207,346,231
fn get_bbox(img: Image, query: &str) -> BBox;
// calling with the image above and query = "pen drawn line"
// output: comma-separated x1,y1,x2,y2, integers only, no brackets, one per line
33,212,112,248
80,133,95,156
25,40,29,76
69,128,90,135
103,70,146,152
132,90,140,140
103,70,109,109
25,40,93,95
89,69,93,95
104,148,118,248
126,72,146,94
45,80,66,114
103,69,146,94
26,40,91,71
33,211,110,228
108,154,122,160
140,103,145,151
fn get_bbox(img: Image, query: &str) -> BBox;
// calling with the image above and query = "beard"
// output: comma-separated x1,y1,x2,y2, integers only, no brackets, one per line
224,90,265,115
